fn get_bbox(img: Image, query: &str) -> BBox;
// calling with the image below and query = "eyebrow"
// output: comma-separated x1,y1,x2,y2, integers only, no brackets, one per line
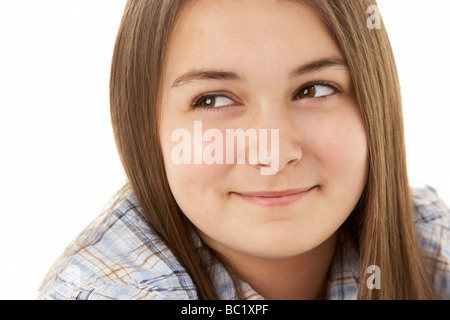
289,57,348,78
170,57,348,88
171,70,241,88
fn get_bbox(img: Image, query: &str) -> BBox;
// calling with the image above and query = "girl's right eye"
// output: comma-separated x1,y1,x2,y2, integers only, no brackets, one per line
192,94,235,110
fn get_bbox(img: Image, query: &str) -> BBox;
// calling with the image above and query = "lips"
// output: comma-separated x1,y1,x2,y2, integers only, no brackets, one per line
232,186,315,207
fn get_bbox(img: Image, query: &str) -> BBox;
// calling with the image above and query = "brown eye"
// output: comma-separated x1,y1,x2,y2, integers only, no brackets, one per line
193,95,234,109
298,86,316,98
294,84,336,100
198,96,216,107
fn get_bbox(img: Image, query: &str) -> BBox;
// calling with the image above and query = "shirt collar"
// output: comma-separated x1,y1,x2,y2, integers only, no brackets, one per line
191,227,360,300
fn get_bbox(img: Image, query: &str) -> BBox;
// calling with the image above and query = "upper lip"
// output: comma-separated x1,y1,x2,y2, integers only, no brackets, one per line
234,186,315,198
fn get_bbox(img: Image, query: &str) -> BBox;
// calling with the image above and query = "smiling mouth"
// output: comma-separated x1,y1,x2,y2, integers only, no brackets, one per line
231,186,316,207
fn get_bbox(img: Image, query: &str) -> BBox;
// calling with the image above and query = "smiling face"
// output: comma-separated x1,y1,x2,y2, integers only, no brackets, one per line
159,0,368,260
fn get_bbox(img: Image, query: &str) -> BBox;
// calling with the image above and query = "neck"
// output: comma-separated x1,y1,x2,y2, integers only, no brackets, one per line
222,234,337,300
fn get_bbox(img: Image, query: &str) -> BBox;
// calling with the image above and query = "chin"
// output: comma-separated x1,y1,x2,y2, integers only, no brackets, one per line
236,236,323,260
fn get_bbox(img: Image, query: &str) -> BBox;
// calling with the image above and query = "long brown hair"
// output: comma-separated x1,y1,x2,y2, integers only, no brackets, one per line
109,0,433,299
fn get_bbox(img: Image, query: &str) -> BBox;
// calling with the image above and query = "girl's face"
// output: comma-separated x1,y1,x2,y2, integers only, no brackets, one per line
160,0,368,259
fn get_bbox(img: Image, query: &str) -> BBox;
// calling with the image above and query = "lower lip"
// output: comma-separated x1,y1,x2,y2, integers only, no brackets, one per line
233,187,315,207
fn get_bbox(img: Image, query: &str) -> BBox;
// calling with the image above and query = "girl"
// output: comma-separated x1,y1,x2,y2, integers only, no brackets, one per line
38,0,450,300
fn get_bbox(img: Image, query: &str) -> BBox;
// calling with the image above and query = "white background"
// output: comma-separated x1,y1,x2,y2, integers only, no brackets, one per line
0,0,449,299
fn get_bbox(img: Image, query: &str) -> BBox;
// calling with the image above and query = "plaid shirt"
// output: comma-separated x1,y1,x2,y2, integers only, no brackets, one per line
37,186,450,300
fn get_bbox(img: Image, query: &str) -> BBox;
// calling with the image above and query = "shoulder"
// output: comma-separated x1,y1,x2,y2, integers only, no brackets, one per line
412,186,450,237
412,186,450,299
37,193,197,300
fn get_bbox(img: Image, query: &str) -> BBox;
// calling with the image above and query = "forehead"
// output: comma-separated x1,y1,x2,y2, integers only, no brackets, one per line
166,0,342,79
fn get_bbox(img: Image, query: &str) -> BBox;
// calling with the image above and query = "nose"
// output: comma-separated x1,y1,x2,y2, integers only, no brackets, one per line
247,106,303,175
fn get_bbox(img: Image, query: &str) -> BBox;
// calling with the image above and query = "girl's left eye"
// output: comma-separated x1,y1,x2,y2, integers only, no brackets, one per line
294,84,336,100
193,95,234,109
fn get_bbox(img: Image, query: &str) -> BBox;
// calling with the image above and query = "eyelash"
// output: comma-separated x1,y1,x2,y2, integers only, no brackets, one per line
191,81,342,111
191,92,237,111
293,81,341,101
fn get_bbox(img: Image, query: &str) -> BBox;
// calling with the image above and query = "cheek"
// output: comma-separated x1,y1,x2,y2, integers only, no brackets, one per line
161,119,254,186
163,155,230,228
303,106,368,181
168,163,228,192
160,123,232,209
